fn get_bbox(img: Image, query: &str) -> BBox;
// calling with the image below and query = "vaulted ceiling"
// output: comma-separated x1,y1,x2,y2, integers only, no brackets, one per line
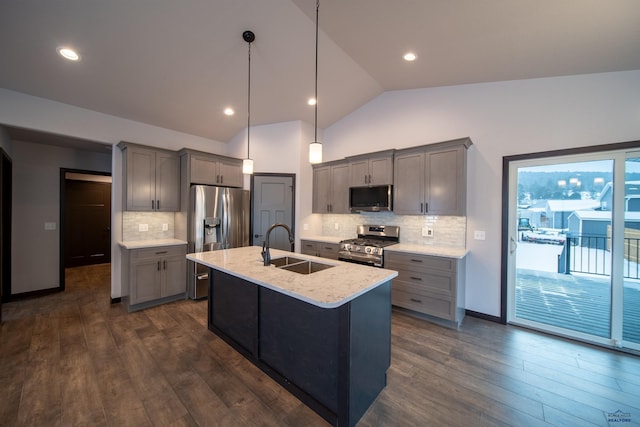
1,0,639,143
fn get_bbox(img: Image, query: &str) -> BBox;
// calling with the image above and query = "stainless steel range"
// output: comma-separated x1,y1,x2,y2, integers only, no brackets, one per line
338,225,400,267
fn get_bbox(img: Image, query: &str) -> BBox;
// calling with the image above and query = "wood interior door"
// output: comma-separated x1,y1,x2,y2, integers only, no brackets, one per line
64,179,111,267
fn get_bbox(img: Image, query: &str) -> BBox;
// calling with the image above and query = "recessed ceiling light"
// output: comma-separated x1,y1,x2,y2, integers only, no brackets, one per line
58,47,80,61
307,97,317,106
403,52,417,62
224,107,235,116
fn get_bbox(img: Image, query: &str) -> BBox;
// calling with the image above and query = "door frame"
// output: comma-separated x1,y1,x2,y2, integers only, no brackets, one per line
250,173,296,250
501,139,640,343
59,168,112,291
0,148,11,306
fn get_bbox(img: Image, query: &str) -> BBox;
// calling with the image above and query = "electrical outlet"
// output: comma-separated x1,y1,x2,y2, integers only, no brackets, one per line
474,230,486,240
139,223,149,232
303,223,309,231
422,226,434,238
334,223,340,230
162,223,169,231
44,222,57,230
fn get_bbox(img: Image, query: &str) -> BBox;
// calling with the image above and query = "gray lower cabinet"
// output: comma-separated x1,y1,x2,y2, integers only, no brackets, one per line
126,245,187,310
393,138,471,215
300,240,340,259
312,160,349,214
120,143,180,212
385,251,466,326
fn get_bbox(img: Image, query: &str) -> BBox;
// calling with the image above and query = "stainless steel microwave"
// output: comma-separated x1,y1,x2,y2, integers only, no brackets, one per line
349,185,393,212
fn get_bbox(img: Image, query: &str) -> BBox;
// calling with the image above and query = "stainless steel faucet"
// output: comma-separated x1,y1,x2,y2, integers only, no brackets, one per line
262,223,295,266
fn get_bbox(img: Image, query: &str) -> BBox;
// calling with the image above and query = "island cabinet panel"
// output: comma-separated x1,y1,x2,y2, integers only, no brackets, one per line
209,270,258,356
386,251,466,326
207,268,392,427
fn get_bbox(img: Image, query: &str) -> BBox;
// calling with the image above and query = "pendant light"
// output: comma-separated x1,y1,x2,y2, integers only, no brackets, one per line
309,0,323,164
242,30,255,174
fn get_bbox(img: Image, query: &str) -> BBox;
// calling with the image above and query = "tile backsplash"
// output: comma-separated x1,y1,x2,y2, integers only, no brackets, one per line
320,212,466,247
123,211,175,241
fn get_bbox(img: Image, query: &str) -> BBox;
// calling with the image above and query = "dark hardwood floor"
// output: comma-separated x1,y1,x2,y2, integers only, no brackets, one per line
1,264,639,426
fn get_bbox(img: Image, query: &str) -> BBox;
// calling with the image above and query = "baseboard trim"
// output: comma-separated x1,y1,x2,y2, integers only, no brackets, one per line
465,309,504,324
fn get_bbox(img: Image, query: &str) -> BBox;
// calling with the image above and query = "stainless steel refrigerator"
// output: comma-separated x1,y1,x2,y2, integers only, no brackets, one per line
188,185,250,299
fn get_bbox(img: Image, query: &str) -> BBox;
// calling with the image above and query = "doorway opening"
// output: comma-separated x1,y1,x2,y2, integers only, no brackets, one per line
60,169,112,291
251,174,296,251
503,140,640,352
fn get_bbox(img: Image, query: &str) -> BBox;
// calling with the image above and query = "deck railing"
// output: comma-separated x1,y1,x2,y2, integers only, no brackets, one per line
558,235,640,279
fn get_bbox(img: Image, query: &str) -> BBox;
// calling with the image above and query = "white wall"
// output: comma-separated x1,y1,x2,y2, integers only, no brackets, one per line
11,140,111,293
324,70,640,316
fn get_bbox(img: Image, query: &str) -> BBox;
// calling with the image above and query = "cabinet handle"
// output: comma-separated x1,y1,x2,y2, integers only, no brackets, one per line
420,202,423,213
410,298,423,303
155,251,168,255
368,174,372,184
163,260,167,270
157,261,161,271
156,199,160,210
216,175,220,183
425,202,428,213
410,259,423,263
220,175,224,184
410,276,423,281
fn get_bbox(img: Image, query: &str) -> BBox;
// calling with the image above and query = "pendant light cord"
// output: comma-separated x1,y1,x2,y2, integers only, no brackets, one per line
314,0,319,142
247,40,251,158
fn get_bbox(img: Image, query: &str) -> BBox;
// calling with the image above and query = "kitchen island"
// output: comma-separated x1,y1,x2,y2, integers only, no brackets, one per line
187,246,397,427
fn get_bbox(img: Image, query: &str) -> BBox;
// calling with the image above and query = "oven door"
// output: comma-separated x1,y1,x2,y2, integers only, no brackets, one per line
338,251,383,267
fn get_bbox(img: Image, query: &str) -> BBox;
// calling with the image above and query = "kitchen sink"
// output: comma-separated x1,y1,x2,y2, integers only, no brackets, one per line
269,256,334,275
280,260,334,275
270,256,305,267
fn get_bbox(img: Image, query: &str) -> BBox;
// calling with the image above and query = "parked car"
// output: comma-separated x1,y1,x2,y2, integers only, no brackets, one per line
518,217,533,231
521,229,566,245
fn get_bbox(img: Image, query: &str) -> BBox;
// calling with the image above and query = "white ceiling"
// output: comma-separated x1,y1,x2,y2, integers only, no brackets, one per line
1,0,639,145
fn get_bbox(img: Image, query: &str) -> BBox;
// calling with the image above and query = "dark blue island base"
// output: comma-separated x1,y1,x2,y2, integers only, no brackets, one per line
208,269,392,427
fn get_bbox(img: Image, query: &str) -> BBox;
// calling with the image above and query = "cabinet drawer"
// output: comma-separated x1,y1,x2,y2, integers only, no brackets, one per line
385,252,455,273
392,288,454,320
392,269,454,296
131,245,186,260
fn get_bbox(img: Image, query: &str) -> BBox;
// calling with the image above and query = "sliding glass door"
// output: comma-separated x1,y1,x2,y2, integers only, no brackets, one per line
507,149,640,351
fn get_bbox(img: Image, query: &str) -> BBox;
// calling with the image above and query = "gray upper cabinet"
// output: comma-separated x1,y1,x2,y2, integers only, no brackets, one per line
120,143,180,212
181,149,243,188
393,138,471,216
347,150,394,187
312,160,349,214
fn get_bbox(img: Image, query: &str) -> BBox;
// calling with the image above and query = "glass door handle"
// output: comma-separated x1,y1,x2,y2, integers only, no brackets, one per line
510,236,518,254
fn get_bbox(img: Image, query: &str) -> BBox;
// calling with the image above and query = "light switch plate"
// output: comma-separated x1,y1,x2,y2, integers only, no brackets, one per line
44,222,56,230
162,223,169,231
303,223,309,231
474,230,486,240
139,223,149,232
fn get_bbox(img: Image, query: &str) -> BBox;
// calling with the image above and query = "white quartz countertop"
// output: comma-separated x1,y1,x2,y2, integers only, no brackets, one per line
386,244,468,259
187,246,397,308
119,239,188,249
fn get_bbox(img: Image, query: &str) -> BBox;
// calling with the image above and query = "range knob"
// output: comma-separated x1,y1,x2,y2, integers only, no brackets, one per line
365,247,372,254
